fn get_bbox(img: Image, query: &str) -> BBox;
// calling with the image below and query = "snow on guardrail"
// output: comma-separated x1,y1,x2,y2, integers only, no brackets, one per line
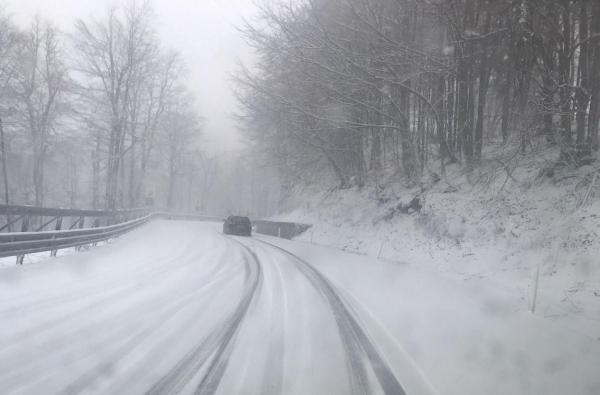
253,220,312,239
0,205,312,264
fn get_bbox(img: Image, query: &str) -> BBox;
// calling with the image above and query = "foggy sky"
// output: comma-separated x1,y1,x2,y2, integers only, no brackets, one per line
6,0,259,152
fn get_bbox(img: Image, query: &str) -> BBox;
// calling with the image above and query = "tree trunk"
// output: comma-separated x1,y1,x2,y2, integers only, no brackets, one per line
575,1,590,159
33,141,44,207
559,2,573,151
129,128,137,208
370,124,382,172
541,63,555,143
447,74,457,150
105,120,123,210
0,117,11,232
474,13,492,161
538,2,557,144
474,60,491,161
0,117,10,206
92,129,101,209
501,65,512,143
587,1,600,151
138,134,148,206
166,131,178,209
436,74,451,163
105,125,116,210
456,0,476,162
513,0,534,153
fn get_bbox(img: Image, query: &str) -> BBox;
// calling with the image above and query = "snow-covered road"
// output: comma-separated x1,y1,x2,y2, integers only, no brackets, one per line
1,221,599,395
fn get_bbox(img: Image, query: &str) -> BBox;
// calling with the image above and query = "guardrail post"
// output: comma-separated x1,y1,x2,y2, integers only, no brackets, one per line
16,215,30,265
0,205,152,259
92,218,100,247
50,216,63,257
75,216,85,251
4,213,11,232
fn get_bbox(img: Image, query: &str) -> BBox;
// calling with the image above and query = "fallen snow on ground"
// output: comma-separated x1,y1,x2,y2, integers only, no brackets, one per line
0,244,108,268
1,221,599,394
277,147,600,341
264,235,600,395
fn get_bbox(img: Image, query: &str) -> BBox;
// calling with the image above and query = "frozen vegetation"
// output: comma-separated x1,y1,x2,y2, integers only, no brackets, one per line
279,146,600,344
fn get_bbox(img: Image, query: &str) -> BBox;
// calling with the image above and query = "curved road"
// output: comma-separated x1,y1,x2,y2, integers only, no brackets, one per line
4,221,598,395
0,221,417,395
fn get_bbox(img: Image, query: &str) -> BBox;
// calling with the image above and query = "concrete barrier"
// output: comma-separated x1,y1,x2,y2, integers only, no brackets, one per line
253,220,312,239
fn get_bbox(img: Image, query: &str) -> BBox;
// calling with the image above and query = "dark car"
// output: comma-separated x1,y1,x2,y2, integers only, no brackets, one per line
223,215,252,236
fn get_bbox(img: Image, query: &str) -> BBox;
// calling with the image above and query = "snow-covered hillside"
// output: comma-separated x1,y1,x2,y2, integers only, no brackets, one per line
278,147,600,340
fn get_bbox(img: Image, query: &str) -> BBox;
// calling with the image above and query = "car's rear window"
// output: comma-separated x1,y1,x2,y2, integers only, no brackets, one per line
229,216,250,225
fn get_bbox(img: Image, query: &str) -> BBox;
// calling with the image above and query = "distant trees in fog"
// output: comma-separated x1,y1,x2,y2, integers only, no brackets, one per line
238,0,600,190
0,2,203,210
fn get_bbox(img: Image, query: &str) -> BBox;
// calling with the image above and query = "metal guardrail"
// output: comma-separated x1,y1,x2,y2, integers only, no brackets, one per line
0,205,150,264
0,215,151,259
0,204,147,218
0,204,312,264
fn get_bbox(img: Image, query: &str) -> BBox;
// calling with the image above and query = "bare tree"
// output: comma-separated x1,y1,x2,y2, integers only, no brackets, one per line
238,0,600,192
72,2,156,210
196,152,218,213
133,51,182,207
159,97,202,210
14,18,68,207
0,3,205,212
0,10,24,207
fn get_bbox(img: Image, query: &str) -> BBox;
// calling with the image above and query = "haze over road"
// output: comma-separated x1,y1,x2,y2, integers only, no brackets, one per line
0,221,418,395
1,221,598,395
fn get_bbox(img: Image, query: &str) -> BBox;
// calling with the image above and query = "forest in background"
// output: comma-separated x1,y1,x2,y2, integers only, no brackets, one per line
4,0,600,218
0,2,210,212
238,0,600,196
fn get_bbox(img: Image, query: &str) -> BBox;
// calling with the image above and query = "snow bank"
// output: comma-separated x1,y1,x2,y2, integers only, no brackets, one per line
264,235,600,395
276,147,600,339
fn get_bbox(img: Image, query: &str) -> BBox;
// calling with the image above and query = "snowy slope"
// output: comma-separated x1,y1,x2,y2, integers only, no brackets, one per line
278,149,600,341
266,235,600,395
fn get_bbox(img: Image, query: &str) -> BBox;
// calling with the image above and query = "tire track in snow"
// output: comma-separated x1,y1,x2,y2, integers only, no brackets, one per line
253,239,407,395
0,240,200,318
0,249,233,375
255,245,286,395
55,289,215,395
145,239,262,395
3,264,236,395
0,255,205,352
193,242,263,395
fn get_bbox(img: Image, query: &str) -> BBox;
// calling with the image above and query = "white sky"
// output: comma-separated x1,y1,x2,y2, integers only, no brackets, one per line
5,0,259,151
